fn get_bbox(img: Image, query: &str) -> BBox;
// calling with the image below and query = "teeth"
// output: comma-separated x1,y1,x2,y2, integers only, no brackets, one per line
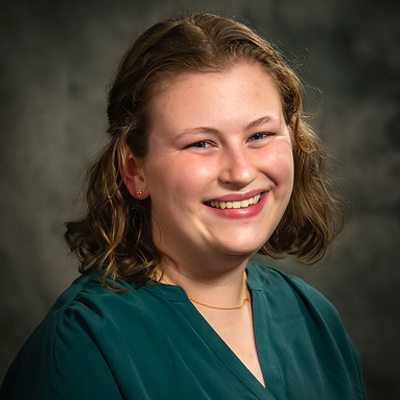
209,194,261,210
233,201,241,209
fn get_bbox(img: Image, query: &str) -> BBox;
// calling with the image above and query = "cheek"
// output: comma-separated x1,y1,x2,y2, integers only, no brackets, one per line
263,141,294,185
144,155,216,200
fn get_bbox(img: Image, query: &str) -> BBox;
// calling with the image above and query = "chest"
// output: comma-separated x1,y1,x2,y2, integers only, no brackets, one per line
197,303,266,387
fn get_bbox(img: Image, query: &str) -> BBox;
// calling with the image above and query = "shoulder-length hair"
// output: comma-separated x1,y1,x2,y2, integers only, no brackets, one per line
65,13,343,288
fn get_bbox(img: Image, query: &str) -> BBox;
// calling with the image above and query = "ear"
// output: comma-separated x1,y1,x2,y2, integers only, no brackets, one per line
118,145,149,200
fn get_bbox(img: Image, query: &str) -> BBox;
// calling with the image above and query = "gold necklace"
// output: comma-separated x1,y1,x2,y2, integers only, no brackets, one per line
161,273,251,311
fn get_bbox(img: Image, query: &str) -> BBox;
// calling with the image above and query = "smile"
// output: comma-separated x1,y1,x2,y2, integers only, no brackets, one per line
207,194,261,210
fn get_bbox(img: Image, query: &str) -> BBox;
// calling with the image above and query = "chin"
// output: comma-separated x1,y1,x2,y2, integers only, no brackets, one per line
220,242,265,259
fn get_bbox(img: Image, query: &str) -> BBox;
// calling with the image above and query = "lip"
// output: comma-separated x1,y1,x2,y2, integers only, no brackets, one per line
205,190,268,219
205,189,266,203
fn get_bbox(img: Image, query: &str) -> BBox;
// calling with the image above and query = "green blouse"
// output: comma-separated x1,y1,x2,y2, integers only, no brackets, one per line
0,262,366,399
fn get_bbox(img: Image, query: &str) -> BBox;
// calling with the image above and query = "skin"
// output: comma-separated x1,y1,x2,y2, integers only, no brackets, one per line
121,60,294,385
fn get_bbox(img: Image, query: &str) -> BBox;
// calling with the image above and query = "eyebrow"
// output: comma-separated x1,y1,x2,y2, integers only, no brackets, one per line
245,115,277,131
177,127,219,139
177,115,279,139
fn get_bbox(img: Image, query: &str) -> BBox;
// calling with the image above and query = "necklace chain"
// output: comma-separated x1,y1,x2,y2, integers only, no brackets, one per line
161,273,251,311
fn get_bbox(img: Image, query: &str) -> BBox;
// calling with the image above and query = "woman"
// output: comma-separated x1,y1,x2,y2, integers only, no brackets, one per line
0,13,366,399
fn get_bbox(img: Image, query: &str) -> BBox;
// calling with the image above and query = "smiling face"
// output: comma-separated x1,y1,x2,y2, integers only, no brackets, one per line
127,61,294,274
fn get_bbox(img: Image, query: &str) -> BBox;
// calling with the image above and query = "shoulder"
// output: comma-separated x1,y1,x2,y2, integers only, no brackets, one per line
42,273,160,349
246,261,355,345
248,262,365,370
38,273,129,337
13,271,173,361
247,261,338,317
0,274,143,399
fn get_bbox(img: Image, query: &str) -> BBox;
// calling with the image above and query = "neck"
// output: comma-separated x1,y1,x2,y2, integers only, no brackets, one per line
159,260,249,311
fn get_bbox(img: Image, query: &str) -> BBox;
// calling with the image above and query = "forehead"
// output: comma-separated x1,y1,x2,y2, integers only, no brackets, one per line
151,60,279,96
146,61,283,127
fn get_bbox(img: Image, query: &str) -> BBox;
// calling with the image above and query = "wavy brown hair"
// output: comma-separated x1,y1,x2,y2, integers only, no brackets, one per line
65,13,343,288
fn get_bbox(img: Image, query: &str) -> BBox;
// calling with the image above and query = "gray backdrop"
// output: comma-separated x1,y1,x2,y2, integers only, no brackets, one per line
1,0,399,398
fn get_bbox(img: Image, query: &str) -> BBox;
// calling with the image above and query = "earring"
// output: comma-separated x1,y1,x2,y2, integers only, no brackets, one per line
137,189,142,196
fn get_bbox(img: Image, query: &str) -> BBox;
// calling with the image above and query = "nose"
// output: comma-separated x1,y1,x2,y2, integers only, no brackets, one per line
218,146,257,187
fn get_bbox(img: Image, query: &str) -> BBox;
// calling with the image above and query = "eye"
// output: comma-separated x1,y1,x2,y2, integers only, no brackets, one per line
185,140,213,149
248,132,274,141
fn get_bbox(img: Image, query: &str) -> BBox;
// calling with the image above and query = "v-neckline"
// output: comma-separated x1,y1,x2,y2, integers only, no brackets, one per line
153,265,283,399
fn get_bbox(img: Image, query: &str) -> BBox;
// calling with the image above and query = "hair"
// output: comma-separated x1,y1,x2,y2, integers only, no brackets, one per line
65,13,343,288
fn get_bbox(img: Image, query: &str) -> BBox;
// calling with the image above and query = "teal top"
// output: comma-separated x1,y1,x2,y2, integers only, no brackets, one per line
0,262,366,399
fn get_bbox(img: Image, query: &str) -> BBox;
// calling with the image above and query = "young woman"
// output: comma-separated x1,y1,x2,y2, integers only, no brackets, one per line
0,13,366,399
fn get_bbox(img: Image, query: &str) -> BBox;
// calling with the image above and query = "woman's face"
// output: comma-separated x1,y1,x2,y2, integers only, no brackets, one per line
139,61,294,270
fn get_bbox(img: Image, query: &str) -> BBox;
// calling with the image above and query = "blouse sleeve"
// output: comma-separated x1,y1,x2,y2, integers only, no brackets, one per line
0,294,123,400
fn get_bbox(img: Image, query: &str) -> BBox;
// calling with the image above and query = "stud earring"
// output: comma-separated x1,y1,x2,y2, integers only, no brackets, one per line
137,189,142,196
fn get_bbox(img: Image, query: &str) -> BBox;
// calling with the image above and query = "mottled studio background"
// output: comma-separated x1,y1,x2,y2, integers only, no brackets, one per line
0,0,399,398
